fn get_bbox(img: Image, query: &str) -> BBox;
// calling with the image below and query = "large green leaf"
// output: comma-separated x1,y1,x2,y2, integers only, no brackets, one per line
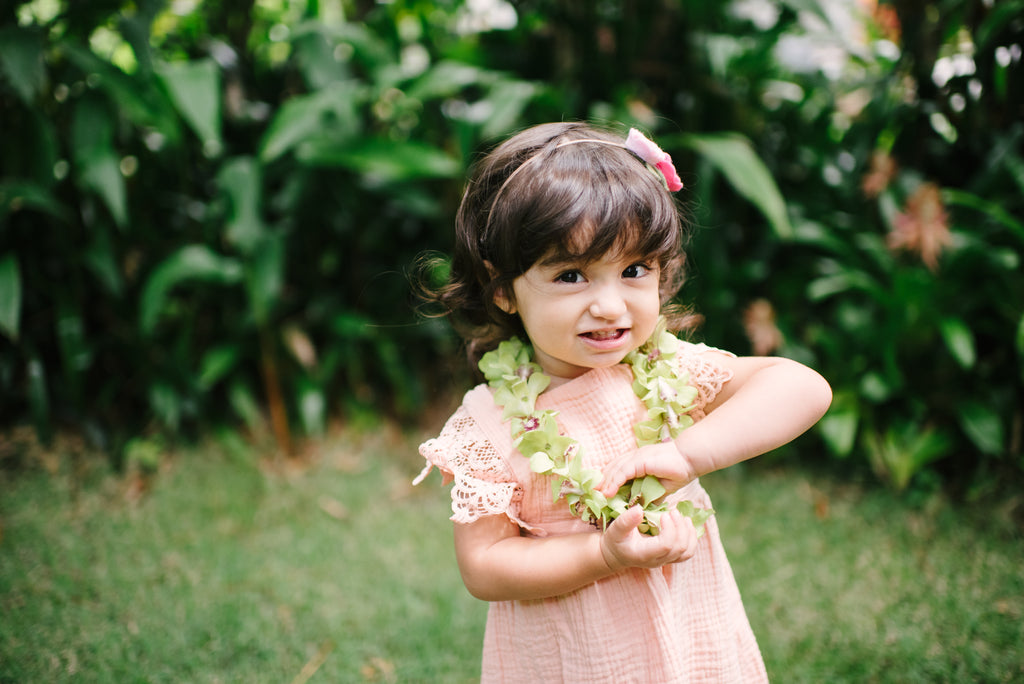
83,227,123,296
1017,311,1024,355
1017,312,1024,385
81,153,127,228
156,59,222,156
0,182,69,222
976,0,1024,49
258,82,362,163
314,21,394,74
215,158,285,324
198,345,241,390
290,27,351,89
0,27,46,104
140,245,243,334
939,317,976,370
959,402,1005,456
806,270,885,301
244,234,285,326
61,43,181,144
0,254,22,341
228,378,264,431
71,95,127,228
866,425,951,491
943,188,1024,243
298,137,460,181
481,80,539,140
676,133,794,239
818,393,859,457
406,60,490,101
149,382,182,431
216,157,266,254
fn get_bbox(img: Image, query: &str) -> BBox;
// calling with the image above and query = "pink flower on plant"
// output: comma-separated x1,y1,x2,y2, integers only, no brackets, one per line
887,182,951,271
743,299,784,356
626,128,684,192
861,150,897,199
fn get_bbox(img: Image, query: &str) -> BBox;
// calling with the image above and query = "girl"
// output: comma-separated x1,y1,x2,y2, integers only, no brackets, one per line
415,122,831,682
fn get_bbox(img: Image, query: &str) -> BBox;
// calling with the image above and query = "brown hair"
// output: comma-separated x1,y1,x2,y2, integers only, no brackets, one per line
420,122,698,363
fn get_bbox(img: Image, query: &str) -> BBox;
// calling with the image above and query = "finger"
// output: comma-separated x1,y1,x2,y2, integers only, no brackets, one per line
659,511,697,563
674,513,698,562
600,462,643,496
606,504,643,539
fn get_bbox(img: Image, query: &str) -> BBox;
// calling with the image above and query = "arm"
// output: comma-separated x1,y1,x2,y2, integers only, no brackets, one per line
454,505,699,602
680,353,832,477
600,353,832,495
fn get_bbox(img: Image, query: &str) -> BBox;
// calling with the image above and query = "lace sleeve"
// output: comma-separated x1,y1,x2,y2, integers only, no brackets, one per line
415,406,524,526
677,342,735,420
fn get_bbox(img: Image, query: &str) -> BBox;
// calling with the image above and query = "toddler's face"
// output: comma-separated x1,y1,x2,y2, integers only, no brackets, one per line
500,249,661,383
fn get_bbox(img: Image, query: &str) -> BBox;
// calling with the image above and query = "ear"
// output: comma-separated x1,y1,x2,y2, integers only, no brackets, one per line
493,287,516,315
485,261,516,315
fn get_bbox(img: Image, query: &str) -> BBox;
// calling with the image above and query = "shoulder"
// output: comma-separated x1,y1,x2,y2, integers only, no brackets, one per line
418,383,511,481
674,340,736,418
678,340,736,359
417,384,536,528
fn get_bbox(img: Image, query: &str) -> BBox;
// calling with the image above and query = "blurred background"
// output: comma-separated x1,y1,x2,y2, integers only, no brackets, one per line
3,0,1022,494
2,1,1024,681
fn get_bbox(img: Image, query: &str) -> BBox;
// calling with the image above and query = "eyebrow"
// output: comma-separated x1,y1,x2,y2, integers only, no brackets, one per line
537,247,649,269
536,252,583,268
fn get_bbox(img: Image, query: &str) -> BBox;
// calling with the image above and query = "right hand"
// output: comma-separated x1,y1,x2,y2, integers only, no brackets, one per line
598,441,698,499
599,505,699,572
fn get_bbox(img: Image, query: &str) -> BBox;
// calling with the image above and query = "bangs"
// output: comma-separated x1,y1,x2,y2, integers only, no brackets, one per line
444,121,697,353
503,142,682,271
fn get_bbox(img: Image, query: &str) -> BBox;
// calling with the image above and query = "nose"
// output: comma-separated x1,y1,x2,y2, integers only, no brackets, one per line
588,283,627,320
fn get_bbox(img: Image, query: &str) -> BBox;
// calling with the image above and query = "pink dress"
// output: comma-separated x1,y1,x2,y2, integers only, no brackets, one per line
416,342,769,683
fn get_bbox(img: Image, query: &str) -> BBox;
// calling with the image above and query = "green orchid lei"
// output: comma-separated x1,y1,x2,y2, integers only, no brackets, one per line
478,318,714,536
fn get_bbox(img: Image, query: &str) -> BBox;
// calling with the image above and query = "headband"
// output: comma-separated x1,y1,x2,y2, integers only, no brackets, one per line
480,128,683,249
491,128,683,205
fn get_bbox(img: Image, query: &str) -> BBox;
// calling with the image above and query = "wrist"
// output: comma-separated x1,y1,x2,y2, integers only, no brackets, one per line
672,434,704,482
598,533,622,573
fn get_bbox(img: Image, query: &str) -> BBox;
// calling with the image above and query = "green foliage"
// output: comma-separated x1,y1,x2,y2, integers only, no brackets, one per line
673,133,795,239
1,0,1021,492
716,0,1024,491
0,0,538,453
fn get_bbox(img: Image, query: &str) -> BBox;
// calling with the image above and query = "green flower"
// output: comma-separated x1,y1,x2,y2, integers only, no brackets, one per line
481,316,713,536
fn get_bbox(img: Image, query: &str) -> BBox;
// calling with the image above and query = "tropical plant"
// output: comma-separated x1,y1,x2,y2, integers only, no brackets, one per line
452,0,1024,490
2,0,1021,494
0,0,540,456
669,0,1024,490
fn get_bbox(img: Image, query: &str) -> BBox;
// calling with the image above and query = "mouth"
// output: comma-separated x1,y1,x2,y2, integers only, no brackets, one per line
580,328,628,343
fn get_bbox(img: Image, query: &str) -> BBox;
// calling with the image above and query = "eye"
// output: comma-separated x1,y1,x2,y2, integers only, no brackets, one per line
622,263,652,278
555,270,584,284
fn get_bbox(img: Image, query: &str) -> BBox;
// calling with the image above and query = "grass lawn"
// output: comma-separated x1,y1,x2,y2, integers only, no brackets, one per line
1,426,1021,682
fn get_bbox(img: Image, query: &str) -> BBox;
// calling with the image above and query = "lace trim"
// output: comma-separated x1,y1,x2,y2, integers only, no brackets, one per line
417,406,535,530
416,343,734,531
677,343,734,420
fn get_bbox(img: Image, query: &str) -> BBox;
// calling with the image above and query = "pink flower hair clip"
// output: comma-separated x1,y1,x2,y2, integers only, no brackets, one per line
625,128,684,192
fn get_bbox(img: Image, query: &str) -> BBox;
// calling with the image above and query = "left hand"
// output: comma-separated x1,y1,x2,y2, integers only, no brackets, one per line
600,505,699,571
598,441,697,498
